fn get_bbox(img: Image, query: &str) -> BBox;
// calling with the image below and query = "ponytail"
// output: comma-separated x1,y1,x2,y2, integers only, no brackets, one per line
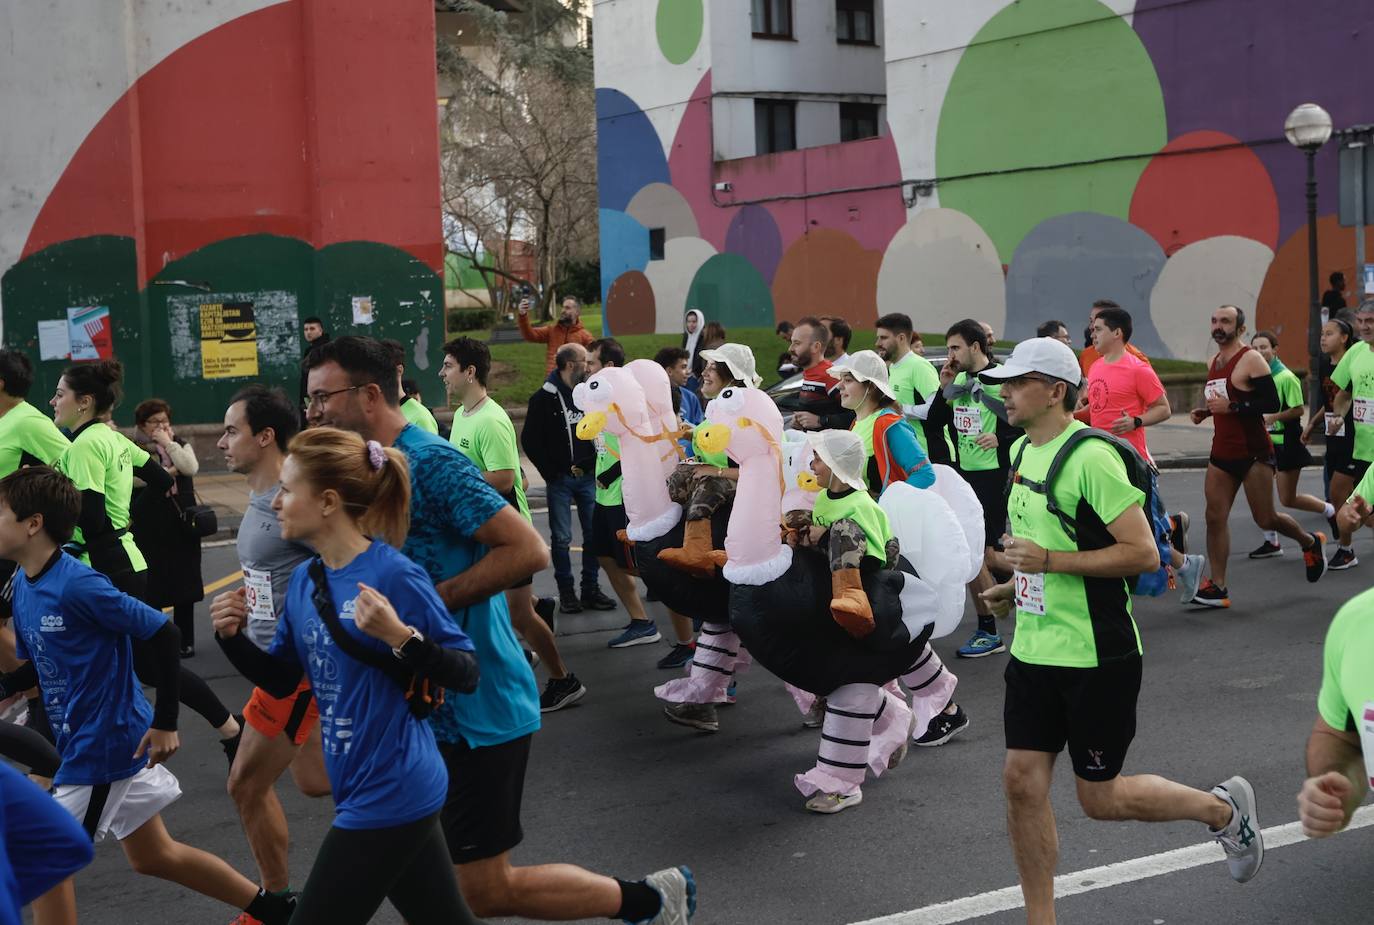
287,428,411,547
62,359,124,414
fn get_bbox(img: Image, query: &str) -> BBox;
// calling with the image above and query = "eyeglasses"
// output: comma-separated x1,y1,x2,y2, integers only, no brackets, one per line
306,385,362,409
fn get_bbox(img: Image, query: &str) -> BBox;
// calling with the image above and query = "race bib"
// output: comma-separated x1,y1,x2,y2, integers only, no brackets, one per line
1361,702,1374,789
1326,412,1348,437
1204,378,1229,402
1013,570,1046,616
1353,398,1374,426
243,568,276,625
953,407,982,437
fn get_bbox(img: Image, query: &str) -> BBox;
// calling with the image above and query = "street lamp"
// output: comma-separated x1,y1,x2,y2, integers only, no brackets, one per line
1285,102,1333,413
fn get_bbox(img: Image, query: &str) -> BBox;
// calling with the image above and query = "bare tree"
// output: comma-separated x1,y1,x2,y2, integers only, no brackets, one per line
439,0,598,319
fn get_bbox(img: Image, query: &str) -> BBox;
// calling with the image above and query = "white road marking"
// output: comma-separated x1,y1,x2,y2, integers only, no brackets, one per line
849,806,1374,925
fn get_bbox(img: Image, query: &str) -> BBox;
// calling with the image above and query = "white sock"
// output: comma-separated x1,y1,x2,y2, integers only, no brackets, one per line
1340,544,1353,553
1263,531,1279,545
1324,502,1336,519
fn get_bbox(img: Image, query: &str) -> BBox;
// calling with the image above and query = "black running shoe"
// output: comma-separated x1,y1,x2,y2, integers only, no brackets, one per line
1169,511,1190,555
656,642,696,670
581,586,618,611
558,588,583,614
1329,547,1359,571
1189,579,1230,608
1248,540,1282,559
1304,532,1328,583
534,596,557,634
539,675,587,713
914,704,970,747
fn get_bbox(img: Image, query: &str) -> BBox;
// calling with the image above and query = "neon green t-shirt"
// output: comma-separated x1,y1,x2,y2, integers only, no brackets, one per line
812,488,892,563
1268,367,1304,447
594,432,623,507
1332,340,1374,462
400,397,439,435
888,351,949,458
0,402,70,477
448,398,530,521
1005,421,1145,668
54,423,148,572
1316,589,1374,795
949,371,1003,472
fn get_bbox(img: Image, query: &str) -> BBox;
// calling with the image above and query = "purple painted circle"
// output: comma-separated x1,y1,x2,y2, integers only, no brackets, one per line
724,205,783,284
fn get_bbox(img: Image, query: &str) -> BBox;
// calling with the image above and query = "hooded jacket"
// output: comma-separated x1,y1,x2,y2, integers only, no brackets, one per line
519,312,594,374
521,369,597,482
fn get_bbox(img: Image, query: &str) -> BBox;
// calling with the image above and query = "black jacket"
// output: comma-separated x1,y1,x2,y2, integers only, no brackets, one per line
521,370,596,483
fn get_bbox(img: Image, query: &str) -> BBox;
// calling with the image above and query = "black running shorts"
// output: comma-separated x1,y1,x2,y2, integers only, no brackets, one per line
439,734,531,864
959,467,1009,550
1003,654,1142,782
591,502,633,567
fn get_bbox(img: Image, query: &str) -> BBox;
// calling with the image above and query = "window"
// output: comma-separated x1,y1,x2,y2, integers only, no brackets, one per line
836,0,875,44
752,0,792,38
755,99,797,155
839,102,880,142
648,228,666,261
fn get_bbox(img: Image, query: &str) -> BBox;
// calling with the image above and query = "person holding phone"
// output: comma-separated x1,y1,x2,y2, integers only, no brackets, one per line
516,295,594,374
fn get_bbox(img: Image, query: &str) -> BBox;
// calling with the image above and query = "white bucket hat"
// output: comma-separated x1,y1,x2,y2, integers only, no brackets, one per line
829,349,895,400
805,429,868,493
699,342,763,388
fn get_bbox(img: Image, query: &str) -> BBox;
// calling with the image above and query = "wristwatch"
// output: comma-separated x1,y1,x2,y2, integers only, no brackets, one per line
1132,416,1143,431
392,627,425,660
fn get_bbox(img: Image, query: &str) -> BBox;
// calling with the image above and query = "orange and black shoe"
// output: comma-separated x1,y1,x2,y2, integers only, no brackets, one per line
1304,532,1328,584
1189,579,1230,609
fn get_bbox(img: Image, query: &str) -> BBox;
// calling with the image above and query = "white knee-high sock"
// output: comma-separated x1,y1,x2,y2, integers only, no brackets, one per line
795,683,880,797
653,622,737,704
900,643,959,739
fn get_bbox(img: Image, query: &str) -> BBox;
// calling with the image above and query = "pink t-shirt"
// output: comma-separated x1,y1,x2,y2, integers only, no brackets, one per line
1085,352,1165,462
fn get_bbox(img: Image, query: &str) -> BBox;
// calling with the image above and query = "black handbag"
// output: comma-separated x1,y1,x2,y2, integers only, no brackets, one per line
180,500,218,538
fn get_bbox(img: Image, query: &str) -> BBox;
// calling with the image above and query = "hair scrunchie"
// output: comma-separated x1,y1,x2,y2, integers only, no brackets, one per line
365,439,386,471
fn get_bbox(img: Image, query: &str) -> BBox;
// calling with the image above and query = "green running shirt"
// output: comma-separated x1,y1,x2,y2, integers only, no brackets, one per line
887,351,949,458
812,488,893,563
1005,421,1145,669
448,398,530,521
1268,367,1304,447
1332,340,1374,462
593,432,623,506
400,397,439,435
1317,587,1374,792
0,402,70,477
950,371,1003,472
54,422,149,572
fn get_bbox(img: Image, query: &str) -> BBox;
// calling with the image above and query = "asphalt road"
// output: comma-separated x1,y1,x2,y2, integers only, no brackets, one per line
51,469,1374,924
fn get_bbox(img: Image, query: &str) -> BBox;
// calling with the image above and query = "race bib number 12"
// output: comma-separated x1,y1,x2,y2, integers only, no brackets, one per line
1014,570,1046,616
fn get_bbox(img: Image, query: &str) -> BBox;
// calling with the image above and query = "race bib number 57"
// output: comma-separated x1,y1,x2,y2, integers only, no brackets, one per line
1353,398,1374,426
1014,570,1046,616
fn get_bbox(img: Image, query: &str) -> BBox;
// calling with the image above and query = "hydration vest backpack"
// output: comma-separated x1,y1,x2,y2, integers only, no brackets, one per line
1005,428,1172,597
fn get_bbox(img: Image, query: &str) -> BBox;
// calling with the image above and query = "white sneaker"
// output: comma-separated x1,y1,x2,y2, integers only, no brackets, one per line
637,866,696,924
1177,554,1205,605
1210,775,1263,883
804,790,863,814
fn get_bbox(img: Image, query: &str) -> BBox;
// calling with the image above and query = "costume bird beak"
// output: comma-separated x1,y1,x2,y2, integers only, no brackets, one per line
797,472,820,492
576,411,607,441
696,422,731,455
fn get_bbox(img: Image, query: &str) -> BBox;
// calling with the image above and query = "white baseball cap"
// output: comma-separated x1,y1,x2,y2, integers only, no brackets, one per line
828,350,895,400
699,343,763,388
805,429,868,493
977,337,1083,388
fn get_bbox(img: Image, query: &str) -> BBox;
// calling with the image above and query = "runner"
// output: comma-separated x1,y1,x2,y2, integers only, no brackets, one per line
1187,306,1327,607
0,758,94,924
1248,330,1333,558
977,338,1264,922
1298,584,1373,840
48,360,244,754
585,338,661,649
873,312,950,463
383,339,440,435
214,428,483,924
1308,314,1358,568
781,317,853,433
1075,307,1206,603
302,336,696,925
1327,302,1374,564
926,319,1023,658
440,337,584,713
209,385,330,924
0,466,295,925
1077,298,1149,378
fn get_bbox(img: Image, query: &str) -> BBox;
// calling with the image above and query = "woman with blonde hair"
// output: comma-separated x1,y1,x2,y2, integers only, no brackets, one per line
215,427,484,925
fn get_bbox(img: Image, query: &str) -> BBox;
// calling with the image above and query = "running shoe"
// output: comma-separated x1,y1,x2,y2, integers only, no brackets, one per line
534,596,557,634
558,587,583,614
1209,775,1263,883
656,642,696,670
801,698,826,728
634,866,697,925
663,702,718,732
1176,553,1206,605
1247,540,1283,559
1304,532,1328,583
179,645,195,659
1188,579,1230,608
1328,547,1359,571
914,704,970,747
221,713,245,769
609,620,661,648
539,675,587,713
956,630,1006,658
1169,511,1190,555
228,912,264,925
582,586,619,611
805,790,863,814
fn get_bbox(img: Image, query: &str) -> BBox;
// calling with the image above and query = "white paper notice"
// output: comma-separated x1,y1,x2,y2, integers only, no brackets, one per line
38,320,71,360
351,296,374,325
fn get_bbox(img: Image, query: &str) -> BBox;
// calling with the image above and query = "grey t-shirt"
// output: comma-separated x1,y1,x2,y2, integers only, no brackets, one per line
236,484,313,651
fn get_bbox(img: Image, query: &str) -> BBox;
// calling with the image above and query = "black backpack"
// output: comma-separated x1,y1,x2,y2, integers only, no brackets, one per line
1004,428,1170,596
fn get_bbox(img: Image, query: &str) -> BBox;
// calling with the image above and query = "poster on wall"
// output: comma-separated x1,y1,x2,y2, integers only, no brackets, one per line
37,320,71,360
351,295,374,325
200,301,259,379
66,306,112,360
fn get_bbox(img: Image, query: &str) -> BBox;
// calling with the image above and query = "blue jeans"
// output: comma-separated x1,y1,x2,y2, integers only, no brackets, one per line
546,473,600,591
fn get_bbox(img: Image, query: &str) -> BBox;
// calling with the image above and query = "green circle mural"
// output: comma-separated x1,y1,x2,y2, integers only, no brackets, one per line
935,0,1166,263
656,0,703,65
685,253,774,330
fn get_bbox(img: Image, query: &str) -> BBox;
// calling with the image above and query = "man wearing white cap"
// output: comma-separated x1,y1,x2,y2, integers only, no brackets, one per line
977,337,1264,920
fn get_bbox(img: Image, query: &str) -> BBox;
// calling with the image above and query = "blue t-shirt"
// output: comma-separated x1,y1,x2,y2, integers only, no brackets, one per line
0,761,92,918
392,424,541,748
272,540,472,830
12,553,165,786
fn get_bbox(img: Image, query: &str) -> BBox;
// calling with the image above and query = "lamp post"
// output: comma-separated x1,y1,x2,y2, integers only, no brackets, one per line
1285,103,1334,412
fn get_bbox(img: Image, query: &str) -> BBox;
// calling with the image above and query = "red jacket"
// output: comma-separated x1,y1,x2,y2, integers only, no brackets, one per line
519,314,595,373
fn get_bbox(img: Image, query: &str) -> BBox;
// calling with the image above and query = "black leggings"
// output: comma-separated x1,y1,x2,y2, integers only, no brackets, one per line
0,720,60,777
292,812,483,925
